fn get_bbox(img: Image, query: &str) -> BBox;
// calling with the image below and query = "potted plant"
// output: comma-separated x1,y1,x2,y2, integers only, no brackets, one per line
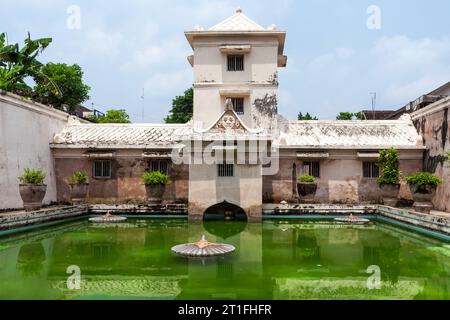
297,175,317,203
142,171,170,204
377,148,401,207
18,168,47,211
406,172,443,213
68,171,89,204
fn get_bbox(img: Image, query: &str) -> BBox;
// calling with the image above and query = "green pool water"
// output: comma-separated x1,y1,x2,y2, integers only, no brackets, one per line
0,218,449,300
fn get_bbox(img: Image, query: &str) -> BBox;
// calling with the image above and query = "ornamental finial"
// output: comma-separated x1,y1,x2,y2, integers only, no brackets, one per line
236,7,242,14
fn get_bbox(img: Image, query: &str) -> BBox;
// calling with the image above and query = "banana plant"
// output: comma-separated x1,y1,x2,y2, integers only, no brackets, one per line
0,32,60,97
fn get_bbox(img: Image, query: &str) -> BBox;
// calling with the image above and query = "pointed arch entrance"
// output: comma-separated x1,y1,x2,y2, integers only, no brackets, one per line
203,201,247,221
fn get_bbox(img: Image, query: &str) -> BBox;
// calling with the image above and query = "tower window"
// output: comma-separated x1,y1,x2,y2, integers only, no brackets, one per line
303,161,320,178
148,160,169,175
227,55,244,71
363,162,379,178
93,160,112,179
227,97,244,114
218,164,234,177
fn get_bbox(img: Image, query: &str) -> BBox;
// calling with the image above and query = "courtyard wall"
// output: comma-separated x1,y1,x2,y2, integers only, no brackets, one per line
412,97,450,212
52,149,189,205
263,150,423,205
0,92,69,210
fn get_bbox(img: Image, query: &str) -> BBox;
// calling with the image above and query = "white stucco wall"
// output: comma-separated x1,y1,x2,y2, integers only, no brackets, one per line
189,163,263,220
191,36,280,130
0,93,69,210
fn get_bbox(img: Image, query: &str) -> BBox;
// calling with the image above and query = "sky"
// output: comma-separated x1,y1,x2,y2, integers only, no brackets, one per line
2,0,450,122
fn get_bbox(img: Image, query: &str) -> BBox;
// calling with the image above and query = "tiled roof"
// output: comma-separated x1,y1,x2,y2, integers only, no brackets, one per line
209,9,266,32
52,116,423,150
276,118,423,149
52,124,192,148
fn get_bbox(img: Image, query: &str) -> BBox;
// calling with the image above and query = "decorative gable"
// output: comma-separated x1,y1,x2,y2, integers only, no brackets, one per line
209,8,266,32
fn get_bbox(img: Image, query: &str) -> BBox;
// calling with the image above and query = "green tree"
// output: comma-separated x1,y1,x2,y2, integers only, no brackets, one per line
164,87,193,124
34,63,90,113
354,112,363,120
336,112,354,120
97,109,131,123
298,112,318,120
0,32,59,96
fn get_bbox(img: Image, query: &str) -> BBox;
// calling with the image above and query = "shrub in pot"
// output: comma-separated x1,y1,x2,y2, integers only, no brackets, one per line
377,148,401,207
406,172,442,213
297,175,317,203
68,171,89,205
142,171,169,204
18,168,47,211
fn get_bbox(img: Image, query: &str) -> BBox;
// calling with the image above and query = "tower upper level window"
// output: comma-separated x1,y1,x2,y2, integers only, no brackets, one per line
227,55,244,71
227,97,244,114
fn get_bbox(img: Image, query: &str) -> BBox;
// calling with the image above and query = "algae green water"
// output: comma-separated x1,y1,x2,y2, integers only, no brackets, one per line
0,218,449,300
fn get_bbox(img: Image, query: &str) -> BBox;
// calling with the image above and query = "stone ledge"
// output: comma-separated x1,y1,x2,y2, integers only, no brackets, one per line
377,206,450,235
0,205,89,231
90,204,188,215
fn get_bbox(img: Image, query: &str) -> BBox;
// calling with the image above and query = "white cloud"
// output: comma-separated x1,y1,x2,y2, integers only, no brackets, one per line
295,35,450,118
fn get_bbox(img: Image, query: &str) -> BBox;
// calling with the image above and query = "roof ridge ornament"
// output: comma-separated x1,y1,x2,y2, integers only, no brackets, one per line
236,7,243,14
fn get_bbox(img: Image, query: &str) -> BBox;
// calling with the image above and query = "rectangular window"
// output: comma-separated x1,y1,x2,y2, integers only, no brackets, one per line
303,161,320,178
148,160,170,175
227,97,244,114
363,161,379,178
218,164,234,177
93,160,112,179
227,55,244,71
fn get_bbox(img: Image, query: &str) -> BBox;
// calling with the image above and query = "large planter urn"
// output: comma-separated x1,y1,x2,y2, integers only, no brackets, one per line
409,184,437,214
145,184,165,204
19,184,47,211
69,183,89,205
379,184,400,207
297,182,317,203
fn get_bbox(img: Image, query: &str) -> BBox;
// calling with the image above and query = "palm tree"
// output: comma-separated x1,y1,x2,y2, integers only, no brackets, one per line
0,32,60,97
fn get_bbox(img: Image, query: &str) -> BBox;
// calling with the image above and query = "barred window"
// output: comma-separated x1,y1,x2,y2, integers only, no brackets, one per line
148,160,169,175
218,164,234,177
228,97,244,114
303,161,320,178
93,160,112,179
363,162,379,178
227,55,244,71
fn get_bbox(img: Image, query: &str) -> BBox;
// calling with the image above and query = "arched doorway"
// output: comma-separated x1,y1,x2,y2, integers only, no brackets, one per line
203,201,248,239
203,201,247,222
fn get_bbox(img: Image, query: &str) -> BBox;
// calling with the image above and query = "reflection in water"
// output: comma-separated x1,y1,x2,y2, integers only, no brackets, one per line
16,242,46,278
0,219,449,299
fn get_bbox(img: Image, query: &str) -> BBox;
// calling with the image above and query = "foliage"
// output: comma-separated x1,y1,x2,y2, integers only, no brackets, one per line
297,175,316,183
142,171,170,186
298,112,318,120
97,109,131,123
34,63,90,113
354,112,363,120
18,168,46,184
405,172,443,187
336,112,355,120
377,148,400,185
164,87,193,124
69,171,88,184
0,32,59,97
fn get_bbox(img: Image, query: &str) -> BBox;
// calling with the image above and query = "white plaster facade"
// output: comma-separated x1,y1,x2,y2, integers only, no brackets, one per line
0,93,69,209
